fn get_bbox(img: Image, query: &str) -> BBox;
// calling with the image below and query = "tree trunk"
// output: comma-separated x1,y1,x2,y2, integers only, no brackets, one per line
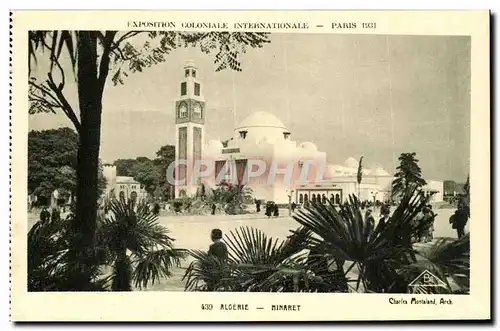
69,32,103,290
112,250,132,291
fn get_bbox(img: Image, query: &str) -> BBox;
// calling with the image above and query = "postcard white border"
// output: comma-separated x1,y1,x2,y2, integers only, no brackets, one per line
10,10,490,321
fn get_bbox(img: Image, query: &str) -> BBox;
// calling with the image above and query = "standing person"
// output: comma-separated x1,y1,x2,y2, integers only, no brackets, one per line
365,208,375,232
39,205,50,223
291,202,297,213
376,205,391,233
413,210,425,242
255,199,261,213
153,203,160,216
51,206,61,223
421,206,435,242
451,203,469,238
273,205,279,217
265,203,272,218
211,203,216,215
427,204,435,216
428,205,436,239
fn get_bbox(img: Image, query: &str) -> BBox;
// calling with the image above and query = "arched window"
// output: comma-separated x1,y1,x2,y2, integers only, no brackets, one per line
322,194,327,204
179,189,187,198
180,107,188,118
119,191,125,201
312,194,317,203
304,194,309,202
335,194,341,205
330,194,335,204
299,194,304,204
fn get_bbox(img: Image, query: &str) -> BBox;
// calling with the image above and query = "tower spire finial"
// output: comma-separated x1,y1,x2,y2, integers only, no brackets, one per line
184,60,196,68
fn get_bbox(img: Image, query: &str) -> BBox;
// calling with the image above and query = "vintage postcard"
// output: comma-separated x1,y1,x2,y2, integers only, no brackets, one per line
10,10,490,321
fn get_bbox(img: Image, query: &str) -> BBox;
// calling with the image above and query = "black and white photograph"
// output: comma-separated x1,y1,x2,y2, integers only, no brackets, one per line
10,10,490,322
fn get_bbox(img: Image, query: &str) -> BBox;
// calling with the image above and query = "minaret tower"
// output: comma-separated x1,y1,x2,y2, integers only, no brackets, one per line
174,61,206,198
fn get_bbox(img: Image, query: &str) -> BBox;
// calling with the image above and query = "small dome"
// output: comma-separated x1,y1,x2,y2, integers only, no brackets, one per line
236,111,287,130
206,140,223,149
373,167,391,176
299,142,318,151
227,138,238,148
345,157,359,168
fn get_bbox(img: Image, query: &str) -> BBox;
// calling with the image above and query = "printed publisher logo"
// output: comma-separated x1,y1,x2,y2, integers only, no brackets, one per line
408,270,447,294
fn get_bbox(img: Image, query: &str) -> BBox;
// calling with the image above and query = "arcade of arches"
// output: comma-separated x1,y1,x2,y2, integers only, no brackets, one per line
296,189,343,205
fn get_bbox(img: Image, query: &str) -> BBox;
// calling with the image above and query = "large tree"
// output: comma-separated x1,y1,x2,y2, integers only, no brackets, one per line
113,158,137,177
29,31,270,289
28,128,106,203
28,128,77,197
153,144,175,199
130,158,162,196
391,152,427,199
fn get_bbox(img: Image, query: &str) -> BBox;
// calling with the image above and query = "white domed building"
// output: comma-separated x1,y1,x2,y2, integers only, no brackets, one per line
201,111,327,203
172,63,443,204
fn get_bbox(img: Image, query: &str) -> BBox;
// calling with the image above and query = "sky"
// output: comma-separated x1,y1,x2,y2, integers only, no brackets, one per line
29,33,471,182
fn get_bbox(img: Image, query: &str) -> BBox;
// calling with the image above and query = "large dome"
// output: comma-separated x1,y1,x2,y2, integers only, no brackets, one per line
235,111,287,130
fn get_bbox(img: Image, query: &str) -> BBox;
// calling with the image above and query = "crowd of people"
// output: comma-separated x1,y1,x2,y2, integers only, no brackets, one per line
363,201,469,242
366,204,436,243
37,192,469,245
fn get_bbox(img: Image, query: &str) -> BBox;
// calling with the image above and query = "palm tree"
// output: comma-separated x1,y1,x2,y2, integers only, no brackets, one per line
28,198,186,291
403,235,470,294
183,226,325,292
28,212,107,291
293,188,468,293
208,182,253,215
97,198,186,291
182,188,470,294
293,192,414,292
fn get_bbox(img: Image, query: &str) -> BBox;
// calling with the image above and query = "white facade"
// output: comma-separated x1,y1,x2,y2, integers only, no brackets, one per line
202,111,327,203
422,180,444,203
173,65,444,205
102,165,148,201
199,112,444,205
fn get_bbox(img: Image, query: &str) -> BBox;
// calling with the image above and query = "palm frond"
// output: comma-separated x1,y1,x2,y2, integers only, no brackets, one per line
183,250,232,291
132,248,186,289
293,187,432,293
97,198,186,291
401,234,470,293
28,213,107,291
